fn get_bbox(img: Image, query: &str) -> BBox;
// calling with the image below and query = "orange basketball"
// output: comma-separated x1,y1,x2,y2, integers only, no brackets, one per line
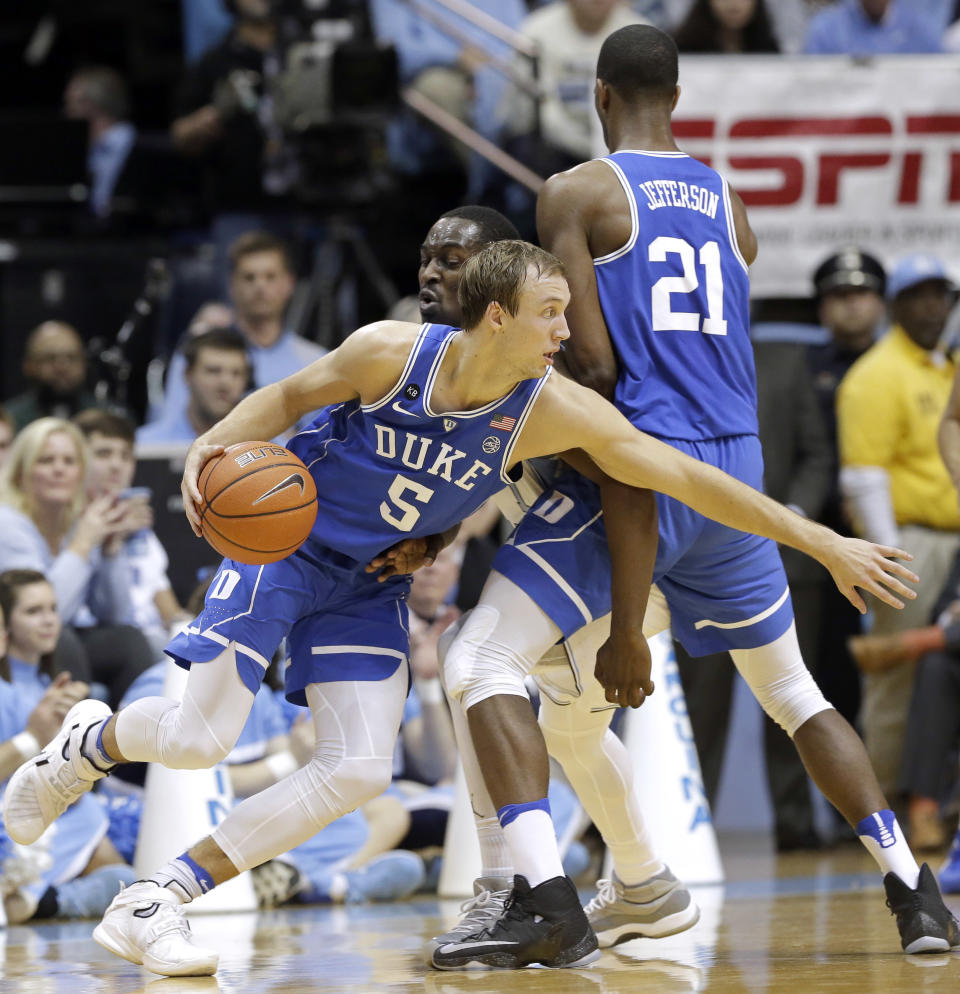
197,441,318,564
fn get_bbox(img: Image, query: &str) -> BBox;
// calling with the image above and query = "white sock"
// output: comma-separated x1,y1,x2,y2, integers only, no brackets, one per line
501,810,565,888
857,810,920,888
477,815,514,882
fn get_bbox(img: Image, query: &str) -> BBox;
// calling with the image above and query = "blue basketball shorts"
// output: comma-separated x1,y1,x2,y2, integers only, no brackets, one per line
493,435,793,656
165,544,412,706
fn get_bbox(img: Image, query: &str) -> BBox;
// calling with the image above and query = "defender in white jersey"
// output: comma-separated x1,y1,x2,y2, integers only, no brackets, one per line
435,25,959,968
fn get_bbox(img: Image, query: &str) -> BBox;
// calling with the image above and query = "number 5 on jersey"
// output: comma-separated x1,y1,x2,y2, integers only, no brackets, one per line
380,473,435,532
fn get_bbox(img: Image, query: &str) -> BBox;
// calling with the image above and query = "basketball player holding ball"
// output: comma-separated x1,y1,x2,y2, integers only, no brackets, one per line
4,240,917,976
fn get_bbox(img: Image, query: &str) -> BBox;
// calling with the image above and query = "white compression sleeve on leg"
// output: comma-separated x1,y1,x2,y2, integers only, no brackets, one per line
540,692,662,885
729,622,832,738
213,667,407,874
442,572,562,711
114,647,255,768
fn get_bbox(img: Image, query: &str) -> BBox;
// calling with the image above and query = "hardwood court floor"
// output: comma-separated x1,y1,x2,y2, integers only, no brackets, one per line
3,837,959,994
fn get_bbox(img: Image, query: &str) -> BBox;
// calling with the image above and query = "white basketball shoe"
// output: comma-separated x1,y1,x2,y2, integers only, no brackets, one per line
93,880,220,976
3,699,113,844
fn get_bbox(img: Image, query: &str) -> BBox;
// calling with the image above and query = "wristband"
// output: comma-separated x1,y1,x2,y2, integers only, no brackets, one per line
414,677,445,705
12,731,41,761
265,751,298,782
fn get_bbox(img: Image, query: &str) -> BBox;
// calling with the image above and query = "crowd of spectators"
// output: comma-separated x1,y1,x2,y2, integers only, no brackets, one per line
1,0,960,924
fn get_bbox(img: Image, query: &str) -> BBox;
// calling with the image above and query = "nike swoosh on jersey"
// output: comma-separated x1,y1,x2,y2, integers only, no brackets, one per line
391,400,420,417
252,473,307,505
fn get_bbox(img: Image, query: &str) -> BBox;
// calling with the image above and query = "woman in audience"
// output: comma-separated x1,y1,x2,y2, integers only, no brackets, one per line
673,0,780,53
0,568,135,922
0,418,155,705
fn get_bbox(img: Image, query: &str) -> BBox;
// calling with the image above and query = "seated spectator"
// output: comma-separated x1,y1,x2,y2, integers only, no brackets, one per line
150,232,325,430
369,0,527,192
4,322,103,432
804,0,943,54
63,66,137,220
0,408,14,470
137,329,252,446
74,410,189,654
673,0,780,53
501,0,647,176
0,570,136,923
0,418,155,706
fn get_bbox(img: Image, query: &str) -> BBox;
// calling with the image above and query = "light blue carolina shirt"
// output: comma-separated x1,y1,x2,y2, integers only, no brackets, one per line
135,407,197,446
0,504,136,626
804,0,943,54
147,330,327,429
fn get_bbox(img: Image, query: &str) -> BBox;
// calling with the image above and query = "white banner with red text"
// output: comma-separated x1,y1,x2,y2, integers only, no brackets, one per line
594,56,960,298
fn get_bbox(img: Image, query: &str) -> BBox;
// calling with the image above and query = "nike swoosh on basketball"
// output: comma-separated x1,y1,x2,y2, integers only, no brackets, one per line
391,400,420,417
252,473,307,505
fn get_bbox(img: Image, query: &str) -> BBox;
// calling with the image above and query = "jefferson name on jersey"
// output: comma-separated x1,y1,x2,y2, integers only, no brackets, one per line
637,179,719,219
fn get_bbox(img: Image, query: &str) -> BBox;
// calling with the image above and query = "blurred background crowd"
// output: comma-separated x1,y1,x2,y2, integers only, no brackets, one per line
2,0,960,925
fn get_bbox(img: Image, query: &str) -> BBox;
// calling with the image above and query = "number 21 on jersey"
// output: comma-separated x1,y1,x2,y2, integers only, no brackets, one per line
649,236,727,336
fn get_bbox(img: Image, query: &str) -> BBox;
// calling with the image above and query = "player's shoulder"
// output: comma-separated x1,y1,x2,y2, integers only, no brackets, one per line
540,159,622,228
542,159,617,200
337,320,422,364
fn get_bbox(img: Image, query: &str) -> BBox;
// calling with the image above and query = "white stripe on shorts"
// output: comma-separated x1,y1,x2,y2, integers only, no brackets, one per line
693,585,790,632
310,645,407,660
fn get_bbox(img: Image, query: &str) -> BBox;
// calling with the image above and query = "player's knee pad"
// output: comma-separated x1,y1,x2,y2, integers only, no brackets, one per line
298,750,394,826
161,718,232,769
737,656,831,737
441,604,532,710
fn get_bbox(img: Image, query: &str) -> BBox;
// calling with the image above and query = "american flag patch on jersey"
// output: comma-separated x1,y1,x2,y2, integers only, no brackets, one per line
489,413,517,432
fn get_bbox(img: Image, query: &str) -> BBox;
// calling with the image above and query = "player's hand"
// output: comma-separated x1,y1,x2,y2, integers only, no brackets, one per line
594,626,655,708
181,442,225,536
365,533,444,581
27,674,91,745
824,538,918,613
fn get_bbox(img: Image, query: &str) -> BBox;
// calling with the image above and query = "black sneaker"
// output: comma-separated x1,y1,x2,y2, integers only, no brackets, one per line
431,874,600,970
883,863,960,953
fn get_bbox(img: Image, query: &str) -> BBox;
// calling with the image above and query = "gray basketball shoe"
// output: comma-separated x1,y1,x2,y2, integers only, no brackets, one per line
585,868,700,948
424,876,512,965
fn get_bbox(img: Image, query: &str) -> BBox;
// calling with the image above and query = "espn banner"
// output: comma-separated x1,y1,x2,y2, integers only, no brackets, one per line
595,56,960,298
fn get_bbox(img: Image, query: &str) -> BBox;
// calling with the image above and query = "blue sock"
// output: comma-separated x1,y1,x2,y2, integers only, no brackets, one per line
79,718,115,771
153,853,216,903
497,797,551,829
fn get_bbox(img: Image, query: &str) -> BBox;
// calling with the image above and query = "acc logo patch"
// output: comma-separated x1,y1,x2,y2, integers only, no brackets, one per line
482,436,501,454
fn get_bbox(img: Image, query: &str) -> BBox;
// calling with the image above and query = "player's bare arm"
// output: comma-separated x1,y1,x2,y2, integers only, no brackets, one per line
554,447,658,708
728,186,758,266
938,365,960,495
540,164,660,706
181,321,420,533
513,374,919,613
537,163,625,399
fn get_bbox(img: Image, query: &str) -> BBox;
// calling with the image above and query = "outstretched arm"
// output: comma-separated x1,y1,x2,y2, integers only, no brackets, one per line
516,377,918,613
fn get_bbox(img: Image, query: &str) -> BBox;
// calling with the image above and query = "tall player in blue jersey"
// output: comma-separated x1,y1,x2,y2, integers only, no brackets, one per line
4,241,917,976
432,25,959,969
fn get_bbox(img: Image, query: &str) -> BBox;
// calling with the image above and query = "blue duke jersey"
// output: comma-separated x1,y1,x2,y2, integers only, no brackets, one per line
287,322,548,564
167,322,551,703
492,154,794,657
595,151,757,441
